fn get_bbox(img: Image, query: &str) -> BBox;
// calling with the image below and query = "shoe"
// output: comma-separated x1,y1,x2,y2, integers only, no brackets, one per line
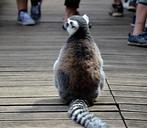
123,0,130,9
128,33,147,47
17,11,35,26
31,1,41,22
123,0,136,12
127,1,136,12
109,3,123,17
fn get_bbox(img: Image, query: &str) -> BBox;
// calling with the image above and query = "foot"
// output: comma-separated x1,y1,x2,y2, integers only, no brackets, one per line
31,1,41,22
17,11,35,26
109,3,124,17
127,1,136,12
123,0,136,12
128,33,147,47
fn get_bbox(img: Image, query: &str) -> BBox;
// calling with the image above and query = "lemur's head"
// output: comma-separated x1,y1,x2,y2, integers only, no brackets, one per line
64,15,89,36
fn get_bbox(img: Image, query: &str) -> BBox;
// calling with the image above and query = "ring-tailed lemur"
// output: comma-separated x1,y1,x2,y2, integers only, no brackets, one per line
53,15,108,128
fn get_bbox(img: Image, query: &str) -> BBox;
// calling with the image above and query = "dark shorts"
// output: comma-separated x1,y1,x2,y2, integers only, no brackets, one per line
138,0,147,5
64,0,81,8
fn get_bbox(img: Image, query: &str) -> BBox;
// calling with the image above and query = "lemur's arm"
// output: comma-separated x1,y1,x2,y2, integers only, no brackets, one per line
56,70,70,101
53,48,64,71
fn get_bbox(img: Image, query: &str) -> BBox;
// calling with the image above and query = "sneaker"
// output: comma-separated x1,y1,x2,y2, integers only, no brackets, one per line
123,0,136,12
123,0,130,9
31,2,41,22
128,1,136,12
109,3,123,17
17,11,35,26
128,33,147,47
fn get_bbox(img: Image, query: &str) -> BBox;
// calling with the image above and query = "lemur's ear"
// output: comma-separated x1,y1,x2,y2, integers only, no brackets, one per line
83,14,89,24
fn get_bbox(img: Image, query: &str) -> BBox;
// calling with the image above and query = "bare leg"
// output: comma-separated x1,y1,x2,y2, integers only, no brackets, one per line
133,3,147,35
16,0,28,11
64,0,80,21
114,0,122,4
128,3,147,47
64,7,78,21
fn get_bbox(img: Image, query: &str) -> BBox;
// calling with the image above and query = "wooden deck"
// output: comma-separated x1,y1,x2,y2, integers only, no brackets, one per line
0,0,147,128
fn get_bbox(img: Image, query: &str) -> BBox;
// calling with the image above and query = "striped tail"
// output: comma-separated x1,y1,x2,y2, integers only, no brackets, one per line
68,99,108,128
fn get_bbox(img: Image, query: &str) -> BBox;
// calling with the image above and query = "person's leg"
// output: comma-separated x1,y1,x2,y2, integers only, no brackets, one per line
64,0,80,21
31,0,42,6
31,0,42,22
128,2,147,46
16,0,35,25
114,0,122,4
133,3,147,35
123,0,136,12
16,0,28,12
109,0,123,17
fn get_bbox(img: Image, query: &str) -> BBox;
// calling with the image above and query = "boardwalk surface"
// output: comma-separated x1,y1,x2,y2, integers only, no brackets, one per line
0,0,147,128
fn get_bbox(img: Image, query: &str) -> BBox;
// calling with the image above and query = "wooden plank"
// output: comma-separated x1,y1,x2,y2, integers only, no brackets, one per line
106,72,147,78
122,112,147,121
112,90,147,98
0,120,126,128
0,82,109,92
0,105,118,113
126,120,147,128
0,120,82,128
0,86,111,97
0,96,115,106
106,70,147,79
120,104,147,113
0,74,52,81
107,77,147,85
0,112,122,120
115,97,147,105
109,85,147,91
0,68,52,72
103,54,147,63
0,81,51,87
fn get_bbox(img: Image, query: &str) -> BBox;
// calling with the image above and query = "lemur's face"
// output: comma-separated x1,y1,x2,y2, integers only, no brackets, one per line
64,15,89,36
65,19,79,36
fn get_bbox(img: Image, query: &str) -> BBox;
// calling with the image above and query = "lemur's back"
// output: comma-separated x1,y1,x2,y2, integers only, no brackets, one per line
55,38,103,103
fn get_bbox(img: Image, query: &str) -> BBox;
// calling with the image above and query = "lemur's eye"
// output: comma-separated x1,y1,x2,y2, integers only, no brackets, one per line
70,21,73,26
65,22,69,28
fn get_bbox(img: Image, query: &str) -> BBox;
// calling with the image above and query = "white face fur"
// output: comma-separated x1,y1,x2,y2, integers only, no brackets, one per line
66,15,89,36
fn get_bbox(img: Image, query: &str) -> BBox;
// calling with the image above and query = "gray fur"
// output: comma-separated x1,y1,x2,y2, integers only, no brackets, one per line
53,15,107,127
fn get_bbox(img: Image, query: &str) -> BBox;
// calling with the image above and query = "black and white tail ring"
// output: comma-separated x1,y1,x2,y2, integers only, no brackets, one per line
68,99,108,128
